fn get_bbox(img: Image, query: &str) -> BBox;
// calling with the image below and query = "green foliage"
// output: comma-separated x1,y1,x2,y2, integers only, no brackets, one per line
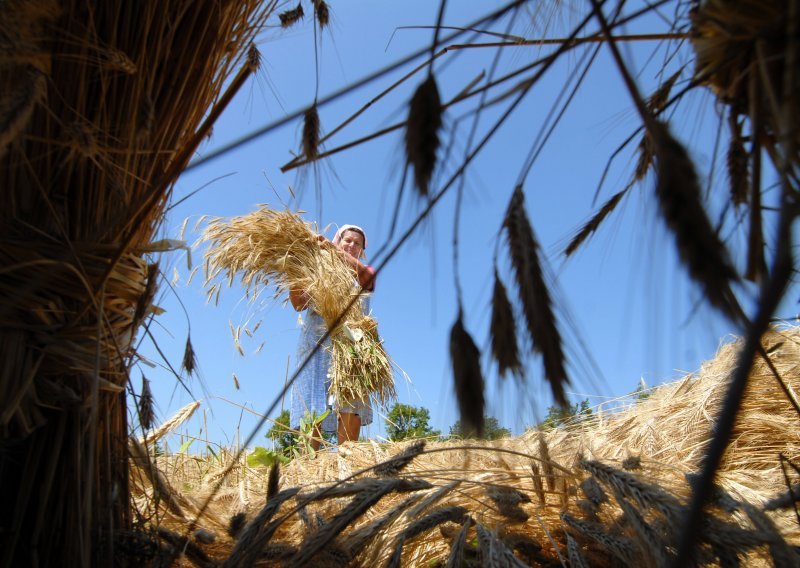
266,409,296,457
448,415,511,440
633,379,652,401
539,398,593,430
385,403,441,441
251,409,332,465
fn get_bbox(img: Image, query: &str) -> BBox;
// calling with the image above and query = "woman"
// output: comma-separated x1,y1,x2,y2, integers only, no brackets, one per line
289,224,377,450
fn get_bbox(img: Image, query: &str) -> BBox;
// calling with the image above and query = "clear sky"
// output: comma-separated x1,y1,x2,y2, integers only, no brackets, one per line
137,1,795,451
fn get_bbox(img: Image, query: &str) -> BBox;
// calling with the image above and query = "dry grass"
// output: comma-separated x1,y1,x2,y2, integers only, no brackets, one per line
202,206,395,405
134,326,800,566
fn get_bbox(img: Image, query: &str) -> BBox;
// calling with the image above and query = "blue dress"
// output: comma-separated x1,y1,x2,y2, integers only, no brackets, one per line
290,295,374,433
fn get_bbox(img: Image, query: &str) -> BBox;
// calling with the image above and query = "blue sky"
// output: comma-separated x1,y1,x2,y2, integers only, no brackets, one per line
137,1,795,450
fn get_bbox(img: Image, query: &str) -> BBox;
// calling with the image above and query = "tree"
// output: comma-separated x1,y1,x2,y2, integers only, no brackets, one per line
539,399,593,430
449,416,511,440
385,403,441,441
266,409,296,457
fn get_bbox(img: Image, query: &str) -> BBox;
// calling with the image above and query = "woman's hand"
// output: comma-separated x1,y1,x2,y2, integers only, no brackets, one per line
290,288,310,311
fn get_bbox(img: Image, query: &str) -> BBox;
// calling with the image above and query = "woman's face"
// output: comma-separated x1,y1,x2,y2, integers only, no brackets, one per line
339,230,365,259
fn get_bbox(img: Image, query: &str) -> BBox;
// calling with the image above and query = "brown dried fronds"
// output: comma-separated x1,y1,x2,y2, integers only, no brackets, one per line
504,185,569,406
449,311,485,438
374,440,426,477
405,74,442,197
279,2,304,28
302,104,320,161
490,270,522,378
565,188,627,257
313,0,329,29
650,120,742,322
727,112,749,207
138,375,154,431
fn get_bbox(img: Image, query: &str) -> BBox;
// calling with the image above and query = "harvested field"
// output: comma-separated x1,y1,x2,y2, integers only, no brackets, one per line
133,326,800,566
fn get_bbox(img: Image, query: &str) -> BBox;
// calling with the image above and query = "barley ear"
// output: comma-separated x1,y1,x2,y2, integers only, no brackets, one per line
313,0,329,29
504,185,569,406
449,310,485,438
138,375,155,431
564,188,627,257
490,270,522,378
278,2,304,28
374,440,426,477
445,517,473,568
727,112,749,207
405,74,442,197
182,335,197,375
651,120,742,322
302,104,320,162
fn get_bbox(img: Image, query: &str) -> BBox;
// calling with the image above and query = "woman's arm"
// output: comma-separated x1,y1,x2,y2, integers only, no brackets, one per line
341,254,376,291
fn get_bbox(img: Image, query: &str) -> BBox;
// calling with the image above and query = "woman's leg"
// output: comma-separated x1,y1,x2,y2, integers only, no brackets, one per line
309,425,323,451
338,412,361,443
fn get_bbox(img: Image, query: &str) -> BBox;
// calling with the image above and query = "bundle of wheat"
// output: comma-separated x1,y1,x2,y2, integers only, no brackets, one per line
0,1,273,565
142,326,799,566
690,0,798,282
203,206,395,405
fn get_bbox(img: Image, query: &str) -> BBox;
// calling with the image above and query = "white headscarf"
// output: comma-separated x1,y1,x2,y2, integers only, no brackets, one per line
332,224,368,250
